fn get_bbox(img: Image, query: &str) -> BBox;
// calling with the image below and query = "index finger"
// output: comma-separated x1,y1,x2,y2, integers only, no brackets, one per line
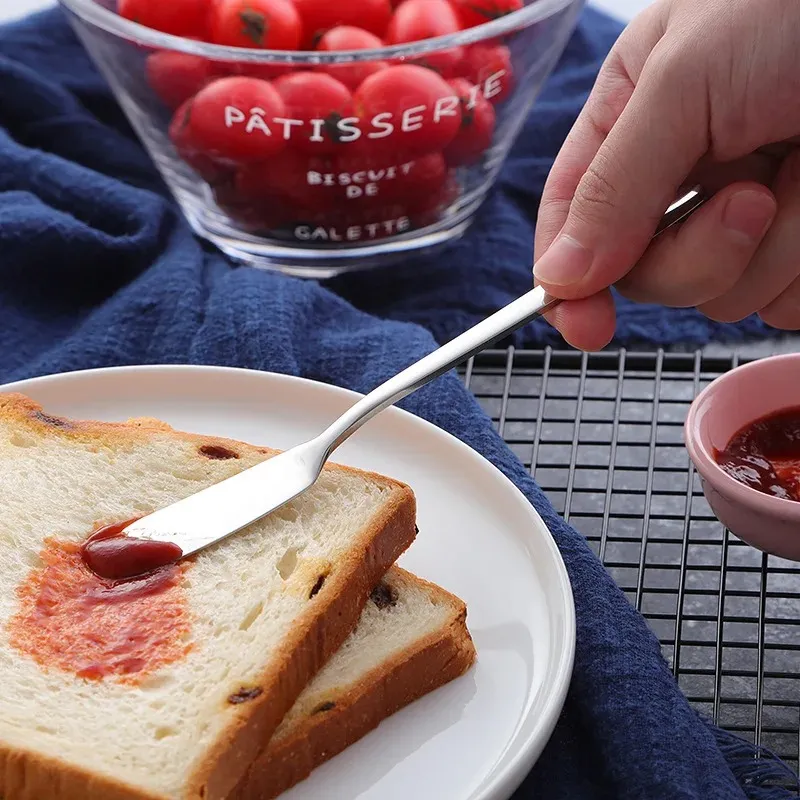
534,11,711,300
534,5,667,261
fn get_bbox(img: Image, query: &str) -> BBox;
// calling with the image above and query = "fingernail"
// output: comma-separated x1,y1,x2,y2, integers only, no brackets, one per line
722,191,776,244
533,234,593,286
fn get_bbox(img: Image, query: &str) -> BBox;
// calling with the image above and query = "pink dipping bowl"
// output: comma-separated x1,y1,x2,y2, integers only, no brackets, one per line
685,353,800,562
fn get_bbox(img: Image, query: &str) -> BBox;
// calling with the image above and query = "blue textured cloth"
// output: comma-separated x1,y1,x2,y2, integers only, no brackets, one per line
0,6,796,800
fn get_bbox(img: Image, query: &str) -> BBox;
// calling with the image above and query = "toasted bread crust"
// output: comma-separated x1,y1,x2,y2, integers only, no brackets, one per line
0,394,417,800
233,569,476,800
190,481,415,800
0,748,164,800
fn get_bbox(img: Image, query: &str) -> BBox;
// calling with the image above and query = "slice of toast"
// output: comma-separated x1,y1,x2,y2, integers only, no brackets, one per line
0,394,417,800
235,566,476,800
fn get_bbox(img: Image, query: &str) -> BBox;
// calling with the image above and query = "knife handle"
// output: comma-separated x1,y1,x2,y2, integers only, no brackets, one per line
312,186,707,462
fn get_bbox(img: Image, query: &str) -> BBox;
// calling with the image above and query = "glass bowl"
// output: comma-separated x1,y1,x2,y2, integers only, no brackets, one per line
59,0,584,277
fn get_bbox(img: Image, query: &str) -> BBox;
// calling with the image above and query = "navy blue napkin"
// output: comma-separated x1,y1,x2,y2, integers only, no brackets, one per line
0,6,795,799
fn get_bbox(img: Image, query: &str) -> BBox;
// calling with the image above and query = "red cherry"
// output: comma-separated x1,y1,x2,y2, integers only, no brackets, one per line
293,0,393,48
381,151,449,204
443,77,496,166
386,0,462,42
386,0,464,77
459,43,513,104
272,72,355,154
119,0,211,38
353,65,462,157
316,26,387,91
451,0,523,29
235,151,338,213
209,0,302,50
146,50,222,110
169,101,234,184
180,76,288,162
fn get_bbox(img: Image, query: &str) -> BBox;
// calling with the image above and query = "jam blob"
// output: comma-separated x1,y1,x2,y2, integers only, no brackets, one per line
716,406,800,501
81,520,183,580
8,522,192,683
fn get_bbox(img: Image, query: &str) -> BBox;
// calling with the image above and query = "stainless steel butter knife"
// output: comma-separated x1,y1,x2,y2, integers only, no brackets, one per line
122,186,707,558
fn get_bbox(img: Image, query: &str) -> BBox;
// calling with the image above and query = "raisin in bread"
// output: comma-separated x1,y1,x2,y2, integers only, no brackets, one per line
235,566,475,799
0,394,416,800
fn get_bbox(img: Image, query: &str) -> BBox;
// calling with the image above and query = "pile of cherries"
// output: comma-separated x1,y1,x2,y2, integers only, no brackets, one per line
120,0,521,239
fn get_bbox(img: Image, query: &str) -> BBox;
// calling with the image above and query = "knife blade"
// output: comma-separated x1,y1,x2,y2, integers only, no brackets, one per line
122,441,322,556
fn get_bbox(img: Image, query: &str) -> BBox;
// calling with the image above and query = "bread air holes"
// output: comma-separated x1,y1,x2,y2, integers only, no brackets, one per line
308,572,329,599
276,546,304,580
312,701,336,714
8,431,36,448
239,600,264,631
35,724,57,736
139,673,176,691
274,505,299,523
154,726,178,740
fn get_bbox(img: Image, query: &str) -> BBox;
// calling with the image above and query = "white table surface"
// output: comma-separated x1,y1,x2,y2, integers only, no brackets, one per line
2,0,652,24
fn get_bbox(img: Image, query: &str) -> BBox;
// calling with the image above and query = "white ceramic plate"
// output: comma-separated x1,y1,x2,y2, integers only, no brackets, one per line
1,365,575,800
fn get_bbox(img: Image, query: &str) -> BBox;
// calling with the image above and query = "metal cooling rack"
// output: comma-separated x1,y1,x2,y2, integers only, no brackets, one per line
461,348,800,778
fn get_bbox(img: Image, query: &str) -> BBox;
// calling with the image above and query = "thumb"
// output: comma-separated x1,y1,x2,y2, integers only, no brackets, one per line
534,42,709,300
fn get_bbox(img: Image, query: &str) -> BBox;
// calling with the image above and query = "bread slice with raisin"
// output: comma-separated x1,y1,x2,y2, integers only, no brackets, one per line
234,566,475,799
0,393,416,800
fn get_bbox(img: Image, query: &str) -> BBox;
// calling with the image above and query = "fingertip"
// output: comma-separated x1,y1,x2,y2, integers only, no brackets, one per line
720,183,777,246
544,292,616,351
695,299,750,324
533,234,594,294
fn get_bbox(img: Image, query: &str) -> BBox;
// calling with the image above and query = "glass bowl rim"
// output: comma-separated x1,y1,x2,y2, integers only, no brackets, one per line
57,0,580,64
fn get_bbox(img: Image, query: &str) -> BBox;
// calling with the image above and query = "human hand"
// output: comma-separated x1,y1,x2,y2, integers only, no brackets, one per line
532,0,800,350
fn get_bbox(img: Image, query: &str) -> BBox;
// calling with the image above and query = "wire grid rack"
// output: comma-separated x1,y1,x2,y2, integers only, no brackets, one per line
460,347,800,779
